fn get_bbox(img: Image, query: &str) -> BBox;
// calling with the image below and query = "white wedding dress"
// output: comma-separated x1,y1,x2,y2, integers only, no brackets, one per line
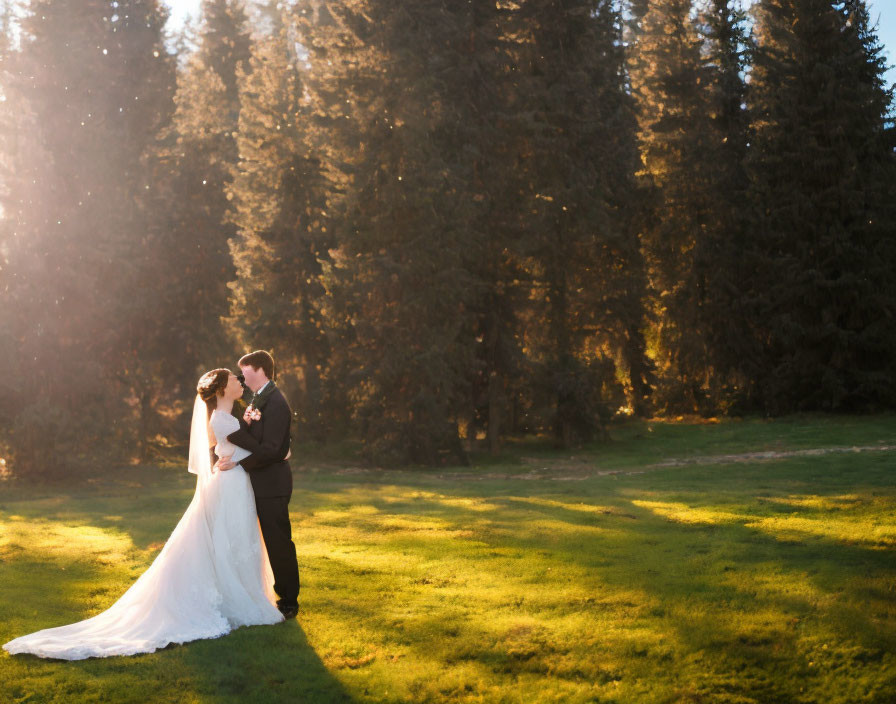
3,401,283,660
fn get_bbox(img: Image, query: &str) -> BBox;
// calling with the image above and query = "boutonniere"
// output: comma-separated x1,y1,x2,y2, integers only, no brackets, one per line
244,405,262,424
246,382,277,417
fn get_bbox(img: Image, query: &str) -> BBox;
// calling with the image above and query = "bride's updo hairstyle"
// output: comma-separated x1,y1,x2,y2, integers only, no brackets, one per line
197,368,231,417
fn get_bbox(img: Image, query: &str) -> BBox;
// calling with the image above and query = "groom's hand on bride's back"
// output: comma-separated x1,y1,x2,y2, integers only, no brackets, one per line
214,454,236,472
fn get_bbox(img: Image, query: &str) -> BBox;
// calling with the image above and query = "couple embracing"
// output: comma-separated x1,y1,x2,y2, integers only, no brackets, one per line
3,350,300,660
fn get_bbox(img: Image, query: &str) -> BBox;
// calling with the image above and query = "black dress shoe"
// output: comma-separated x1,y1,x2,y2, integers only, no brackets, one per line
278,604,298,619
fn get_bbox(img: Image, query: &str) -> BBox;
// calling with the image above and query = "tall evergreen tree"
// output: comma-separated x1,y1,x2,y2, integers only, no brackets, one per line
629,0,720,412
1,0,176,474
694,0,753,409
590,2,656,420
0,0,28,458
622,0,651,60
103,2,179,458
436,0,529,454
298,0,483,464
227,6,335,439
744,0,896,411
150,0,252,397
516,0,651,443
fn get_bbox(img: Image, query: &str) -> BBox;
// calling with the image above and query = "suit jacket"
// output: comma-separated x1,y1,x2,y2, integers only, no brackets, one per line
225,386,293,498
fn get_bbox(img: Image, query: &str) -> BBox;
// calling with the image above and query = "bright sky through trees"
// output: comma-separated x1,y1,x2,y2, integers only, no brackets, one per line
164,0,199,29
163,1,896,87
863,1,894,89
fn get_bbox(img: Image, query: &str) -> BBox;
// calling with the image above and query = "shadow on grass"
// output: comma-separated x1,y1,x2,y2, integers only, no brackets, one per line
292,465,896,702
173,621,356,704
3,617,354,704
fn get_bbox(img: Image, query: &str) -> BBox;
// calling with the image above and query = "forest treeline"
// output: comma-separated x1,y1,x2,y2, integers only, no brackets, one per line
1,0,894,475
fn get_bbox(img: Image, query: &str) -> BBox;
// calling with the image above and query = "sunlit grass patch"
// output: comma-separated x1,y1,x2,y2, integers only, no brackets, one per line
745,513,896,548
505,495,634,517
762,493,872,510
1,515,136,565
629,492,896,549
631,499,748,525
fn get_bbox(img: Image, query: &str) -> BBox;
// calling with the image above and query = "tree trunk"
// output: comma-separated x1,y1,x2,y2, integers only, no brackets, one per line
485,307,503,455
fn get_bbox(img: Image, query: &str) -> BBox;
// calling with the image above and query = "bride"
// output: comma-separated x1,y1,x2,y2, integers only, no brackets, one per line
2,369,284,660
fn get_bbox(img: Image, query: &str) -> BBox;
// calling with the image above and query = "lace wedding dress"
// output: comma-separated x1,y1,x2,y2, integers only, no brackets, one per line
3,402,283,660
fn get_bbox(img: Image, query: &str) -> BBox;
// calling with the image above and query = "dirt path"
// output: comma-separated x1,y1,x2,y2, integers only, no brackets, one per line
507,443,896,481
323,443,896,482
649,444,896,468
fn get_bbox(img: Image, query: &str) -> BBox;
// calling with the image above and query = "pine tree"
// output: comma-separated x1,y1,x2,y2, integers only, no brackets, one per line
149,0,252,396
102,2,179,459
298,0,483,464
516,0,651,443
629,0,720,413
0,0,30,452
622,0,651,59
226,6,335,439
2,0,176,474
694,0,753,409
437,0,529,454
591,2,656,420
744,0,896,411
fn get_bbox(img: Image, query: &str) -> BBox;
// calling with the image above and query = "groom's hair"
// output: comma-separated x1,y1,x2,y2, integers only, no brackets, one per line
239,350,275,380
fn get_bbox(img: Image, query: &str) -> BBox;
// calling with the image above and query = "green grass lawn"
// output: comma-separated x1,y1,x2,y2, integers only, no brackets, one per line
2,415,895,703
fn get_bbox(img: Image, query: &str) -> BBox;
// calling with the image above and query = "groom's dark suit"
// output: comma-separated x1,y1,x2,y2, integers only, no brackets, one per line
224,383,300,609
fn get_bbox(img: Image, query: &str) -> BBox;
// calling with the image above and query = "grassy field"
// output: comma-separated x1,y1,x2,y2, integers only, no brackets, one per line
1,415,895,703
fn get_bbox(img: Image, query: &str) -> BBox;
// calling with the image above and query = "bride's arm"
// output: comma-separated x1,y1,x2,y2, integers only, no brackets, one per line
211,417,247,472
208,422,219,468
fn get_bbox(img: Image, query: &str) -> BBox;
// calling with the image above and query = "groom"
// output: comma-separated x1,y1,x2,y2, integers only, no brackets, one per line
214,349,300,619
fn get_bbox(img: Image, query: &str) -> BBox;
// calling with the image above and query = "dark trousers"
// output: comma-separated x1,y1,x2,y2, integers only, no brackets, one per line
255,495,300,606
